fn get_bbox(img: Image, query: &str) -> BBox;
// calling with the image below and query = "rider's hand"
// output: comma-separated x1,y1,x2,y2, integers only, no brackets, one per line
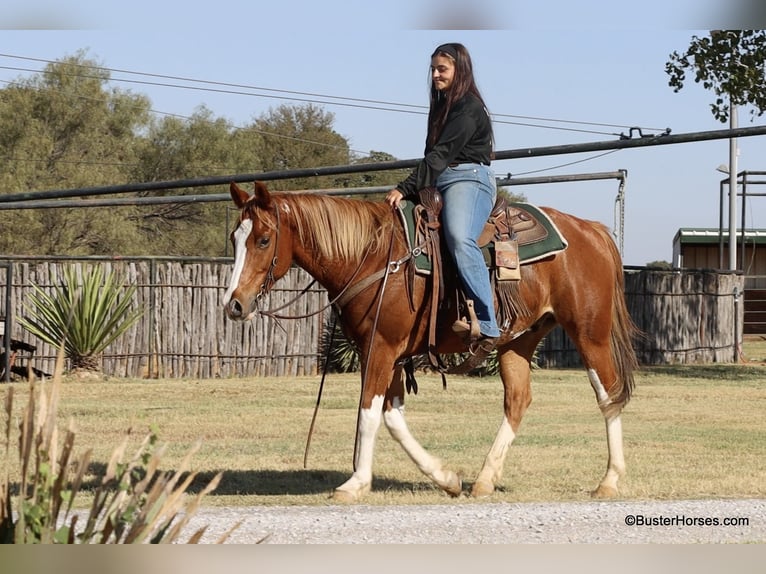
386,188,404,209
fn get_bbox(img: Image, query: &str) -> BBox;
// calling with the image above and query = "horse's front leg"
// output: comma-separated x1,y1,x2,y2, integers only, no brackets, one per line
332,350,393,503
382,364,462,497
332,392,384,503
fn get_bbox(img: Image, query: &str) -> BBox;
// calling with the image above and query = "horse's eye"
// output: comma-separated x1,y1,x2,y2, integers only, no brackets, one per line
257,236,271,249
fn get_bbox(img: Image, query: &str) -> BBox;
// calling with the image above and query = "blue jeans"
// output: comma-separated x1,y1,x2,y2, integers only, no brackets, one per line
437,163,500,338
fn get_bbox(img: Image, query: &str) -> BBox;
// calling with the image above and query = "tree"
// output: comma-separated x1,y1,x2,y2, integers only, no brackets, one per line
666,30,766,123
646,260,672,270
131,107,253,256
0,51,152,255
252,104,352,191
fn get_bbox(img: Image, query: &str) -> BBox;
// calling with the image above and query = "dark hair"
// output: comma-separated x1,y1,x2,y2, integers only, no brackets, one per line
427,42,491,147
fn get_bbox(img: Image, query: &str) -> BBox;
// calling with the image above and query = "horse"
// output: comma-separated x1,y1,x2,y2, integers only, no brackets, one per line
223,180,639,503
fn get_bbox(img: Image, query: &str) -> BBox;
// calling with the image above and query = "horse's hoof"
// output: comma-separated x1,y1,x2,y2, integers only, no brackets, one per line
470,480,495,498
441,471,463,497
331,482,370,504
331,489,358,504
591,484,618,498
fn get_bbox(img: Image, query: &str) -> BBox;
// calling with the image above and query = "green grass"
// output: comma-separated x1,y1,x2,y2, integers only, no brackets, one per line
2,359,764,508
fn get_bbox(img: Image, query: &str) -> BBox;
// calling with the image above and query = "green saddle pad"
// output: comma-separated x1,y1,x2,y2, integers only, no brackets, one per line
397,201,568,275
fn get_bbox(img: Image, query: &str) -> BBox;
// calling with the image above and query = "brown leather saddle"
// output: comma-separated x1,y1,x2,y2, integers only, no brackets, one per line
478,195,550,249
412,187,550,287
409,187,550,373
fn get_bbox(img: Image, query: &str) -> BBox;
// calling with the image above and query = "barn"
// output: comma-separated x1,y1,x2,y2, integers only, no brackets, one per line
672,228,766,334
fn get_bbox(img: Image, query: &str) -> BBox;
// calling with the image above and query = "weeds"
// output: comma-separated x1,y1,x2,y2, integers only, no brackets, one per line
0,347,238,543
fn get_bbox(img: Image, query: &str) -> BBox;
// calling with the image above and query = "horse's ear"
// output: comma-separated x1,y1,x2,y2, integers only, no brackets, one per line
251,181,272,208
230,182,250,208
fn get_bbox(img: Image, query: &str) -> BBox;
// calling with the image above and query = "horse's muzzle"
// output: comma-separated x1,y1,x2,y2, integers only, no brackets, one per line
225,296,257,321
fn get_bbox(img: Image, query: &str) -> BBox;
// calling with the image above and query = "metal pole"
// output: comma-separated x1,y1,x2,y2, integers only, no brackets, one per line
2,125,766,204
741,172,747,271
729,106,738,270
1,263,10,382
719,180,725,270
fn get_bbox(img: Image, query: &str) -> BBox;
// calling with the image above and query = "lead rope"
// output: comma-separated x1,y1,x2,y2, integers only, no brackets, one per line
303,308,338,468
352,217,398,471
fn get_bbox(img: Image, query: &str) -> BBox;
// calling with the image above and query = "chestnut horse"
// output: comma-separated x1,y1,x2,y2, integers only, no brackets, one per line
223,181,638,503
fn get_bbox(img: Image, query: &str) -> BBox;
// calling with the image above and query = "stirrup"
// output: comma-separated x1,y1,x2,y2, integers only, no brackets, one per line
451,300,481,342
447,336,497,375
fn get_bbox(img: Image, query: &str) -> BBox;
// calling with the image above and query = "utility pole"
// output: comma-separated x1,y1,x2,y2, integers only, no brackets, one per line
728,103,738,271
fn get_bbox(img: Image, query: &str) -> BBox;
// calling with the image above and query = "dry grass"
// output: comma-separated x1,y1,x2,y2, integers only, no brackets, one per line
742,334,766,364
2,356,764,508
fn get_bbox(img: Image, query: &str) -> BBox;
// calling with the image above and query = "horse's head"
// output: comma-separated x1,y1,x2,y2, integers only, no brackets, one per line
223,181,293,321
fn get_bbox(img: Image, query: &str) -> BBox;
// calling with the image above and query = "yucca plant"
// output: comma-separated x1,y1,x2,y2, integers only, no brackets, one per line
318,316,361,373
18,265,143,373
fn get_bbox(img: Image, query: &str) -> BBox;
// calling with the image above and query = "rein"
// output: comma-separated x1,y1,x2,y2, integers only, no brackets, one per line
249,201,404,468
256,200,374,321
352,216,399,471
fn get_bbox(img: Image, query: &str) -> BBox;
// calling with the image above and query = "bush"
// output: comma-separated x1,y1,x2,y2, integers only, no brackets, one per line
18,265,143,373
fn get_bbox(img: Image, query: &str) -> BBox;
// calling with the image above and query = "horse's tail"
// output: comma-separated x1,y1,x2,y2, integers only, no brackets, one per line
604,233,640,419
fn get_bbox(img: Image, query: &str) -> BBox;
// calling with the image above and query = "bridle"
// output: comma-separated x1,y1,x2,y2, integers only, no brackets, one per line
255,201,281,302
245,199,399,321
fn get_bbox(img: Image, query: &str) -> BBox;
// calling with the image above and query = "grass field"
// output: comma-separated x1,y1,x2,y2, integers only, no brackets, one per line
742,334,766,364
3,350,764,508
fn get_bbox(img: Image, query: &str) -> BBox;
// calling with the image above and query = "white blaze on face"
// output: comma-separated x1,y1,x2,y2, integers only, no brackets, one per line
223,218,253,307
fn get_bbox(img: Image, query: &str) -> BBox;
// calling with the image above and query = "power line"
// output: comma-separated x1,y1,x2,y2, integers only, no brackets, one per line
0,76,371,160
0,53,667,136
0,52,668,176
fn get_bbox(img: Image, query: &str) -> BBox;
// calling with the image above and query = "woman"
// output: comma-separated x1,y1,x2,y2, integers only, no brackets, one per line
386,42,500,350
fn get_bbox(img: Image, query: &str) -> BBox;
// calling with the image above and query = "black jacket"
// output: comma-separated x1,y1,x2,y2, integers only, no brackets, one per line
397,93,493,198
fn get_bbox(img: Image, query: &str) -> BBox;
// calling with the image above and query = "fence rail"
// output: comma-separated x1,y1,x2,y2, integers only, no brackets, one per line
0,260,744,379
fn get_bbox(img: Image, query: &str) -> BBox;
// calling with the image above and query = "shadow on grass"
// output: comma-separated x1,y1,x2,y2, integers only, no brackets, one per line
72,462,428,497
189,469,434,497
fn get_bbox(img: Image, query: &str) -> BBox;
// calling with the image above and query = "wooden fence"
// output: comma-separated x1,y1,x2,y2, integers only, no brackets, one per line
0,260,745,379
538,268,745,366
0,259,329,379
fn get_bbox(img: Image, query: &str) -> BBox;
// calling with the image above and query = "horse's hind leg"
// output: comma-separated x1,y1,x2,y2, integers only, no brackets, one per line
585,355,626,498
472,337,537,498
569,333,628,498
382,365,462,497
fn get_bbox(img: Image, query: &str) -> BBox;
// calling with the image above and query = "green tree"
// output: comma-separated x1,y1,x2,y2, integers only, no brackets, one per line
666,30,766,123
130,108,252,256
252,104,351,190
0,51,152,255
0,54,380,258
646,260,672,270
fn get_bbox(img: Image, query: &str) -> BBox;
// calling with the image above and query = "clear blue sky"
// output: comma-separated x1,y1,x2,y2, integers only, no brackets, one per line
3,1,766,267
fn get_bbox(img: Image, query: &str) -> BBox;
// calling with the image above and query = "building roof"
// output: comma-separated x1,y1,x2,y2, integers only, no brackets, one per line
674,228,766,245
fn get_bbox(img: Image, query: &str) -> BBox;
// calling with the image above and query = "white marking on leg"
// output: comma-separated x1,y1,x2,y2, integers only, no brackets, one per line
223,218,252,307
383,397,455,488
588,369,626,496
336,394,384,499
599,413,625,493
474,416,516,487
587,368,611,409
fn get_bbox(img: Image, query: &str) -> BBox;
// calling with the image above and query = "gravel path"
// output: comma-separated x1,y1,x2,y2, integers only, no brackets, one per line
184,498,766,544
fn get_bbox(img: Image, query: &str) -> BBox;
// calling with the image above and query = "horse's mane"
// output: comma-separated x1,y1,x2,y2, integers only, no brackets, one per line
270,193,394,261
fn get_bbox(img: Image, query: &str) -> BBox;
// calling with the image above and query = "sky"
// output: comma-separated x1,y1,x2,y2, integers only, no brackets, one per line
3,1,766,267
